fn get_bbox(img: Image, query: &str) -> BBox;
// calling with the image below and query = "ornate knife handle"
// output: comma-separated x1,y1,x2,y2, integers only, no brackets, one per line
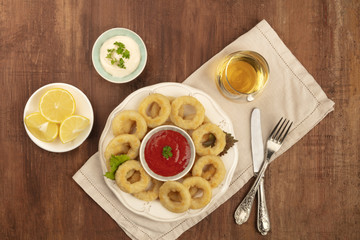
234,160,269,225
234,188,256,225
257,177,270,235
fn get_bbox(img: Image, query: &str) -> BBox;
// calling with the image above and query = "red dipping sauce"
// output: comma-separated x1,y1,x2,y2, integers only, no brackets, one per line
144,130,191,177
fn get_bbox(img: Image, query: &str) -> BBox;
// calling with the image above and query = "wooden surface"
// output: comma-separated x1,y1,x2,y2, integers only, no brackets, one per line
1,0,359,239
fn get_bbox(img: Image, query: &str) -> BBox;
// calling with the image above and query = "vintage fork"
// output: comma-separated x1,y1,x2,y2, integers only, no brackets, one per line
234,117,293,228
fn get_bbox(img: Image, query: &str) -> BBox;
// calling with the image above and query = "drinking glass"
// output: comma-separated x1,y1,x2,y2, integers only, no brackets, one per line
215,51,270,101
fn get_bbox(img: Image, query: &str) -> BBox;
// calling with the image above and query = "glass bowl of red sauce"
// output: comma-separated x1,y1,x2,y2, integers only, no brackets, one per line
139,125,196,181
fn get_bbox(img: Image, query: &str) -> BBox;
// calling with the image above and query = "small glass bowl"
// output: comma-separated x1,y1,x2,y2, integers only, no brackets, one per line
139,125,196,181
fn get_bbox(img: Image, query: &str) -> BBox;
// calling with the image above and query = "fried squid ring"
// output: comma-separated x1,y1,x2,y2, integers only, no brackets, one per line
167,173,196,202
170,96,205,130
192,155,226,188
138,93,171,128
192,123,226,156
168,186,199,202
126,169,141,183
201,165,216,180
159,181,191,213
104,134,140,170
149,102,161,119
115,160,150,194
133,178,162,201
182,176,212,209
112,110,147,139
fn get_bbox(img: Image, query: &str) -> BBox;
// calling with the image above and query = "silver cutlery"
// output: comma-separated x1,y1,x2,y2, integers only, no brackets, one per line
257,177,270,235
250,108,270,235
234,117,293,228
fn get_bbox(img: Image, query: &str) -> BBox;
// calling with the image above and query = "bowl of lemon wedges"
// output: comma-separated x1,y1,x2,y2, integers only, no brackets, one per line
23,83,94,152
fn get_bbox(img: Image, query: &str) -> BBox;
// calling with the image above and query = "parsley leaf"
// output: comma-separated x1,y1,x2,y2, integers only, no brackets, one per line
114,41,125,48
117,58,125,69
219,132,238,156
202,131,238,156
104,154,130,180
116,47,124,55
123,49,130,59
106,41,130,69
162,146,173,159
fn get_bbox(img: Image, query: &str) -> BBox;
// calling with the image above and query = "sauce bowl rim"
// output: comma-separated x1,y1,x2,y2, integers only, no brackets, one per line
139,125,196,181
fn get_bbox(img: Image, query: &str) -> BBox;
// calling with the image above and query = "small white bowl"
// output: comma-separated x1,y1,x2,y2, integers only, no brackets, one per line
23,83,94,153
139,125,196,181
92,28,147,84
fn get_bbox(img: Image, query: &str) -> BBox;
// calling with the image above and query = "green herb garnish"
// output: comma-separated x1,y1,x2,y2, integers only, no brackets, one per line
202,132,238,156
123,49,130,59
202,133,216,147
117,58,125,68
104,154,130,180
106,41,131,69
220,132,238,156
162,146,173,159
114,41,125,48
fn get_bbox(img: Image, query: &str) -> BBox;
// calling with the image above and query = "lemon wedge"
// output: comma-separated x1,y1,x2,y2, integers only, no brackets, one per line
24,112,59,142
59,115,90,143
39,88,76,123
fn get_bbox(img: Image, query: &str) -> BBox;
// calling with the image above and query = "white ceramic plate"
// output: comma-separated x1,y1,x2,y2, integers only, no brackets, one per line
23,83,94,153
99,82,238,222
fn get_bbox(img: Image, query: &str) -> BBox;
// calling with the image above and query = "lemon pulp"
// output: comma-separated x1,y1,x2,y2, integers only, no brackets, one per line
39,88,76,123
59,115,90,143
25,112,58,142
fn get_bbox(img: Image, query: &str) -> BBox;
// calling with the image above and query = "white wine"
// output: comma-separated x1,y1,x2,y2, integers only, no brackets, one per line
216,51,269,101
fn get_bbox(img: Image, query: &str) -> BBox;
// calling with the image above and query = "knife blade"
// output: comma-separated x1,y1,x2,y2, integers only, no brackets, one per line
251,108,264,174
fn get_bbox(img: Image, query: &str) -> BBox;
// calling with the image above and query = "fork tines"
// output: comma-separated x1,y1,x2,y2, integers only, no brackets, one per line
270,118,293,143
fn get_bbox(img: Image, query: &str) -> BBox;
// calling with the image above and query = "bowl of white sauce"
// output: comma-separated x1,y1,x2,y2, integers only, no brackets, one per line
92,28,147,83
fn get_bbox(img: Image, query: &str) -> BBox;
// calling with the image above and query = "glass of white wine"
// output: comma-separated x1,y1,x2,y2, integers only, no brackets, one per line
215,51,269,101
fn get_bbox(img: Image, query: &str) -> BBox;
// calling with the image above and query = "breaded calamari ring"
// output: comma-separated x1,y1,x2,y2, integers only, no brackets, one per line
148,94,175,118
169,187,199,202
168,186,198,202
138,93,171,128
149,102,161,119
133,178,163,201
201,165,216,180
167,173,197,202
170,96,205,130
126,169,141,183
115,160,150,194
192,123,226,156
159,181,191,213
112,110,147,139
192,155,226,188
104,134,140,170
182,176,212,209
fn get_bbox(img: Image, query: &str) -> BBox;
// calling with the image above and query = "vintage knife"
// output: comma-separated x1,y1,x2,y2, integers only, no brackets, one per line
251,108,271,235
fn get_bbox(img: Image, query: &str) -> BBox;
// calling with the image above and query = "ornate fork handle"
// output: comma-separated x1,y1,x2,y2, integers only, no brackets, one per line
234,159,269,225
235,117,292,227
257,177,270,235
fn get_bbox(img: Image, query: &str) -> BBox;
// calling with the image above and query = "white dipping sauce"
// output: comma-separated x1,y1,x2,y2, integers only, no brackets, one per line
100,36,141,77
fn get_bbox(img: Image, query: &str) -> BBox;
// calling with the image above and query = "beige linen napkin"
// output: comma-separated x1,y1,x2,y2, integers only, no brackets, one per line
73,19,334,240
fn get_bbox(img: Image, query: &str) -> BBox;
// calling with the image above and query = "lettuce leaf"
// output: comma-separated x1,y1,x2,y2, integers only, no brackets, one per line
104,154,130,180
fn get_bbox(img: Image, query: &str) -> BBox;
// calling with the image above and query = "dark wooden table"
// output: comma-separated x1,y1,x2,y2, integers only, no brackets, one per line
1,0,359,239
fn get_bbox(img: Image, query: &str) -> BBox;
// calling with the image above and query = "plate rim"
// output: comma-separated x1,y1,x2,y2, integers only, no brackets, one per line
98,82,238,222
